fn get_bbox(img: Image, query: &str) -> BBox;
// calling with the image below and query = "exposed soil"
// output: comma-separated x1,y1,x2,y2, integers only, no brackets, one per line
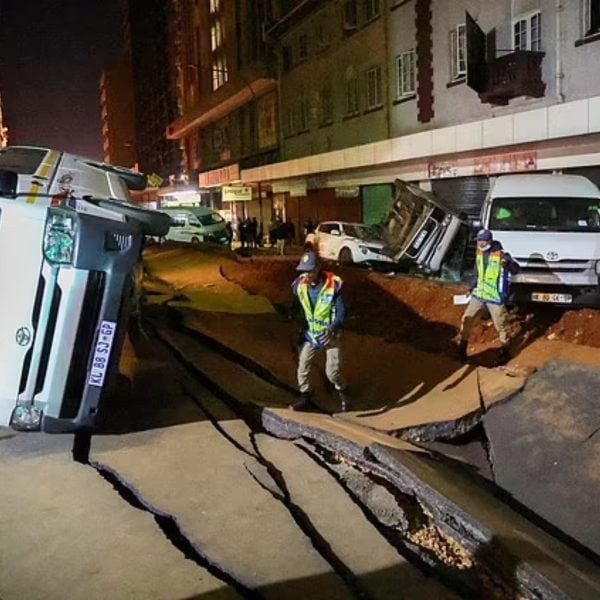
221,255,600,363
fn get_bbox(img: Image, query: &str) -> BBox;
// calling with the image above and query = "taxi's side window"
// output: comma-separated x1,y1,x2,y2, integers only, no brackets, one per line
170,214,187,227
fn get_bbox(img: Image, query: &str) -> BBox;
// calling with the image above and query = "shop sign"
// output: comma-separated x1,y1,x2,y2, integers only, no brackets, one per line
199,164,240,188
273,180,307,197
335,186,360,198
222,186,253,202
258,92,278,150
428,161,458,179
474,152,537,175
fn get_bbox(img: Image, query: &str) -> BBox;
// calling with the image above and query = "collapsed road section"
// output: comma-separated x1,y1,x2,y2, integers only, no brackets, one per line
146,316,600,599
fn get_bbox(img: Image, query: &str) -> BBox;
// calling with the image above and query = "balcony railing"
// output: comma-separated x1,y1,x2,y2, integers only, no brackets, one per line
479,50,545,106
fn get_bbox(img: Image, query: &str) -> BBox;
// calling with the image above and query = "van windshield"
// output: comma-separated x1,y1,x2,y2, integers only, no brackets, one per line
490,197,600,232
196,212,224,226
0,147,47,175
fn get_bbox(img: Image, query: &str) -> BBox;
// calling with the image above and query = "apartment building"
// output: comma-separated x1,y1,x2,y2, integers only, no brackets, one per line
99,54,137,169
243,0,600,229
166,0,278,223
128,0,182,179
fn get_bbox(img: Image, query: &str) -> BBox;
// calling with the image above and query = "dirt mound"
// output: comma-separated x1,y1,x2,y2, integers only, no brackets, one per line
219,255,600,362
546,309,600,347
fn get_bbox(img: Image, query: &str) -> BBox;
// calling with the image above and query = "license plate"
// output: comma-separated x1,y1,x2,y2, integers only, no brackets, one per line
413,229,428,250
88,320,117,387
531,292,573,304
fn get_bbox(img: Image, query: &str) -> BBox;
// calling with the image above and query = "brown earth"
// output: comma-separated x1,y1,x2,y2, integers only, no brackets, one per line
221,255,600,365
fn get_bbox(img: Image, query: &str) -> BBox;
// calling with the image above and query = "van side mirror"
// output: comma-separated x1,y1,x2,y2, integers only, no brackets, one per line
0,169,18,197
471,219,482,230
331,229,341,236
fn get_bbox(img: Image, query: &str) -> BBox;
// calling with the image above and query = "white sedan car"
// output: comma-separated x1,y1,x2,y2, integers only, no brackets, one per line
314,221,394,265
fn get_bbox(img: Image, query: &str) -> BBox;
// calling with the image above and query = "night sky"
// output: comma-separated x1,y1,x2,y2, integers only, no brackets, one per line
0,0,126,160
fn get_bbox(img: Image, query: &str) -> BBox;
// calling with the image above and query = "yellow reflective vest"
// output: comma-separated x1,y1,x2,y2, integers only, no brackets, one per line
297,272,342,345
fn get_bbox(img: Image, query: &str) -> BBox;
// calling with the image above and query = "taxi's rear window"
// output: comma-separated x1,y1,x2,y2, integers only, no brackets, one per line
0,148,47,175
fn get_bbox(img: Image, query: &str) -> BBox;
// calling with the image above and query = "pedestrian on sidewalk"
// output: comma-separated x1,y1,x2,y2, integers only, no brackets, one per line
225,221,233,251
275,219,287,255
290,250,349,412
458,229,519,363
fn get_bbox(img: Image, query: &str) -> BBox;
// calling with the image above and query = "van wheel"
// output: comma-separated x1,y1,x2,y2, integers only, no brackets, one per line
339,247,353,265
191,237,201,246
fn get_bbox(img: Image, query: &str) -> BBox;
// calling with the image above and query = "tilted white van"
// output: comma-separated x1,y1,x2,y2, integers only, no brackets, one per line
0,146,170,432
482,174,600,306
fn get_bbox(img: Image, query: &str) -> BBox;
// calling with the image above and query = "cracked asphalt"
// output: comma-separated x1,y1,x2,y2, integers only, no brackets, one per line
3,246,600,599
0,320,457,600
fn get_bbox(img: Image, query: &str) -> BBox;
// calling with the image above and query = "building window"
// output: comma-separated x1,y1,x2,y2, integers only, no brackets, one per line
343,0,358,33
315,21,329,48
366,66,383,108
282,46,292,71
212,56,228,90
396,50,416,98
513,11,542,51
364,0,380,22
298,32,308,60
298,94,309,131
211,21,222,52
450,24,466,81
286,105,295,136
320,86,333,124
583,0,600,36
345,68,359,114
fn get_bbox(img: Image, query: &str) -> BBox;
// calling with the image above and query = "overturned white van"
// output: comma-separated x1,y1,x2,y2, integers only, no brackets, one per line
0,146,170,432
482,174,600,306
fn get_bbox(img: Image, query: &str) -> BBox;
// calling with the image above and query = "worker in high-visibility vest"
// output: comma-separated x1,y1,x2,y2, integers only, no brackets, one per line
291,251,349,412
459,229,519,363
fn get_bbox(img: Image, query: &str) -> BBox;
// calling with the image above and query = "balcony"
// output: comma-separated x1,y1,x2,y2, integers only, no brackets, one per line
478,51,545,106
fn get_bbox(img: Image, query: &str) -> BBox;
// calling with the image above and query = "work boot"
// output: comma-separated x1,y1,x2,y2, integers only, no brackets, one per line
338,389,350,412
458,340,468,362
290,392,312,411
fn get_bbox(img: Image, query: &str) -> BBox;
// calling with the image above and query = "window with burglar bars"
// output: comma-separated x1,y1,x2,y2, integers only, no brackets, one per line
396,50,416,98
366,66,382,108
583,0,600,36
513,11,542,51
450,24,466,81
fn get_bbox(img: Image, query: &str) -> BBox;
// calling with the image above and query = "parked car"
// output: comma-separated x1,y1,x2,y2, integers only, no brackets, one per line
481,173,600,306
383,179,466,273
161,205,228,245
0,146,170,432
315,221,394,265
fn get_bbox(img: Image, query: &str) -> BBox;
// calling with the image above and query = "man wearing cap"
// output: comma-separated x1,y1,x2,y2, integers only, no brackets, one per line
291,250,349,412
458,229,519,362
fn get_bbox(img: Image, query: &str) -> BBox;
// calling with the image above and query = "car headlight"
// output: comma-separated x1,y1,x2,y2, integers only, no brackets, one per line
359,245,368,255
43,209,77,265
595,260,600,276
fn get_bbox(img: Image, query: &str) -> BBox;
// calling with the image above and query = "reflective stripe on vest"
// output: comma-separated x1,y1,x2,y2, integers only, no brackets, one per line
475,250,503,304
297,272,341,344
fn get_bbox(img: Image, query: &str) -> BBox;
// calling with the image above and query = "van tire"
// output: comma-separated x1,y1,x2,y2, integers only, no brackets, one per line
191,237,201,246
339,247,353,265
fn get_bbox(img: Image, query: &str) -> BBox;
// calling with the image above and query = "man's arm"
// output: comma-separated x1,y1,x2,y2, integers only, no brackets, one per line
503,252,520,275
330,288,346,331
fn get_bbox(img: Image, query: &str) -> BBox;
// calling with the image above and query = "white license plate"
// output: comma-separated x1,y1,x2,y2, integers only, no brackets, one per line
531,292,573,304
88,320,117,387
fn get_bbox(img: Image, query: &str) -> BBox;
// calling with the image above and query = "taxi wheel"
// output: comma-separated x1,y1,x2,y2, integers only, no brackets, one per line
339,247,353,264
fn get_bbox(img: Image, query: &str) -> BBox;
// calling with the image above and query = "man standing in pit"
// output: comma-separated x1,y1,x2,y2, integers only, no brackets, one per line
458,229,519,363
291,250,349,412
